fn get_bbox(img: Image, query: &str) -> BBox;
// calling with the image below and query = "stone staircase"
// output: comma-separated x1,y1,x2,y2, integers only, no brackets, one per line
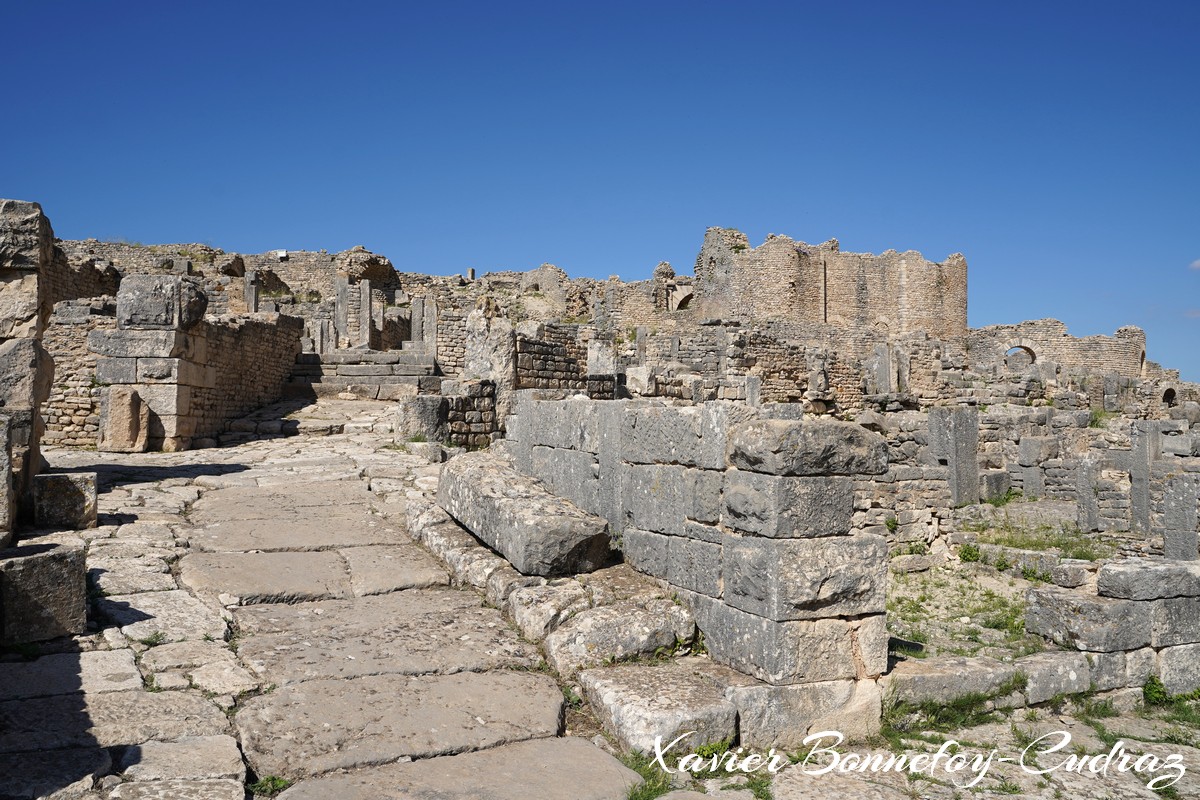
285,350,441,400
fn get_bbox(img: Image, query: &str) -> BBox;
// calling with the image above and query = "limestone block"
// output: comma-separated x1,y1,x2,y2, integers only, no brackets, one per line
1019,651,1090,704
1158,644,1200,696
721,470,853,538
32,472,97,530
730,678,881,748
543,599,693,678
99,385,150,453
87,328,189,358
979,469,1011,502
722,534,887,621
394,396,448,443
928,406,980,506
1018,436,1060,467
0,338,53,411
621,528,721,598
681,590,886,685
622,463,712,536
0,199,53,272
883,656,1020,704
116,274,208,331
1166,531,1200,561
1097,558,1200,600
620,404,705,466
727,419,887,476
95,356,138,385
437,452,611,576
0,272,41,339
0,417,11,549
1151,596,1200,647
532,445,600,513
579,661,738,753
1025,586,1151,651
1051,560,1093,588
0,542,87,644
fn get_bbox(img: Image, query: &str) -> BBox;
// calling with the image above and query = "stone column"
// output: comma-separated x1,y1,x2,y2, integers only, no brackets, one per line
929,406,980,507
358,278,373,348
244,269,260,313
1163,476,1200,560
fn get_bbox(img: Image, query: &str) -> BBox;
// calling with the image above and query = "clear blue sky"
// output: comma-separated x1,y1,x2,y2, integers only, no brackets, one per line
4,2,1198,379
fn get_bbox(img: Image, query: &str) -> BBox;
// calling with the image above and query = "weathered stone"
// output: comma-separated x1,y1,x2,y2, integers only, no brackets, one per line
88,556,178,596
0,541,87,644
233,589,538,685
726,419,887,476
882,656,1019,705
276,737,640,800
32,472,97,530
1151,596,1200,647
119,735,245,782
87,329,189,359
979,468,1012,502
99,386,151,453
0,272,42,340
108,779,245,800
506,580,590,641
579,661,739,753
722,534,887,621
338,544,449,595
928,406,980,506
1025,586,1151,651
0,650,142,700
1019,651,1090,704
682,591,886,685
544,599,694,678
0,199,53,272
1051,559,1092,588
730,678,882,747
0,747,111,800
0,689,228,753
437,452,610,576
138,640,237,673
237,671,563,780
394,396,448,443
1097,558,1200,600
1018,435,1060,467
116,275,208,331
721,471,853,538
1165,530,1200,562
188,660,260,696
97,590,227,644
1158,644,1200,696
620,405,704,466
621,464,716,536
179,551,352,604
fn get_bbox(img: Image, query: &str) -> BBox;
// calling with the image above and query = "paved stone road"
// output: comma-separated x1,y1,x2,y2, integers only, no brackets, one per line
2,402,638,799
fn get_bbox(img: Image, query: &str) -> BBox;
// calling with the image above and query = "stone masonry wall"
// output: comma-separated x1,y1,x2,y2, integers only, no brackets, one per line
504,395,891,697
42,300,116,447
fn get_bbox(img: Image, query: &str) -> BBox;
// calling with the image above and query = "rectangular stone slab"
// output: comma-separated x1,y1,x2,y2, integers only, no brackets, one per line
236,671,565,780
726,418,887,476
1025,586,1151,652
437,452,610,576
179,551,353,603
1097,558,1200,600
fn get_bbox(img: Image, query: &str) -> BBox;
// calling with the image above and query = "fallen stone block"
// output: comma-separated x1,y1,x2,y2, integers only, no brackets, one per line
579,660,739,753
31,472,97,530
722,534,887,621
0,541,86,644
1018,436,1060,467
727,418,887,477
730,678,882,747
1097,558,1200,600
543,599,694,678
721,470,853,538
1025,586,1151,652
437,452,611,576
394,396,448,443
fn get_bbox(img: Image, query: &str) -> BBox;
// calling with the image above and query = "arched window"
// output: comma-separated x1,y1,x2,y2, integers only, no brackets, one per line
1005,346,1036,371
1164,388,1178,408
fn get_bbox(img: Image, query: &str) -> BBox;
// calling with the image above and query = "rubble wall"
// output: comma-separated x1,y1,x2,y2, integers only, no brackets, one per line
42,300,116,447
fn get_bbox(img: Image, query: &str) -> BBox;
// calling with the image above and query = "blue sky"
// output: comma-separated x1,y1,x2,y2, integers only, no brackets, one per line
4,2,1198,378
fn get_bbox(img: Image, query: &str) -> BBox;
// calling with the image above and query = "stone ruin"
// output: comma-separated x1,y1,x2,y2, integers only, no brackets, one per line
7,195,1200,756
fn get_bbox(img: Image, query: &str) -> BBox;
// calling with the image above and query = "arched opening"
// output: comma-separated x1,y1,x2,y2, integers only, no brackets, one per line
1004,346,1036,372
674,293,692,311
1164,388,1178,408
524,282,541,295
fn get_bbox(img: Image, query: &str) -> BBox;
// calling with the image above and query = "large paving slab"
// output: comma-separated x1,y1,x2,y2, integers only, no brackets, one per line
232,590,540,684
118,735,245,782
187,483,375,524
338,543,449,595
0,747,112,800
179,551,352,603
107,779,246,800
277,737,640,799
0,690,228,752
0,650,143,700
97,590,227,643
187,514,408,552
237,671,564,780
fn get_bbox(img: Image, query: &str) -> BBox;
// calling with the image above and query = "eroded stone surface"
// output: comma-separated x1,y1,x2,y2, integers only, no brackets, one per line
237,671,564,780
0,650,142,701
97,590,227,643
179,551,352,603
118,735,245,782
338,543,449,595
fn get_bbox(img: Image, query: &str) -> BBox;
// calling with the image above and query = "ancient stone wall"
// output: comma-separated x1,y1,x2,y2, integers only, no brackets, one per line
42,300,116,447
436,313,467,377
504,396,890,699
968,319,1147,380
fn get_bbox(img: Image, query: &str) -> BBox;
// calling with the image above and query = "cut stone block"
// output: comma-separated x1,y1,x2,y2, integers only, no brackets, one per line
1098,559,1200,600
544,599,694,678
729,678,882,747
681,591,886,685
1018,436,1060,467
1086,648,1155,692
338,544,449,596
883,656,1020,704
1158,643,1200,696
579,661,738,753
1019,651,1090,704
437,452,610,576
0,649,142,700
1151,596,1200,647
116,274,207,331
0,747,111,800
727,418,887,477
621,529,721,598
275,737,640,800
1025,586,1151,652
721,470,853,538
99,385,151,453
722,534,887,621
32,472,97,529
97,589,227,644
506,580,590,641
0,541,87,644
119,735,246,782
237,671,564,780
88,328,189,358
109,779,245,800
179,551,352,604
